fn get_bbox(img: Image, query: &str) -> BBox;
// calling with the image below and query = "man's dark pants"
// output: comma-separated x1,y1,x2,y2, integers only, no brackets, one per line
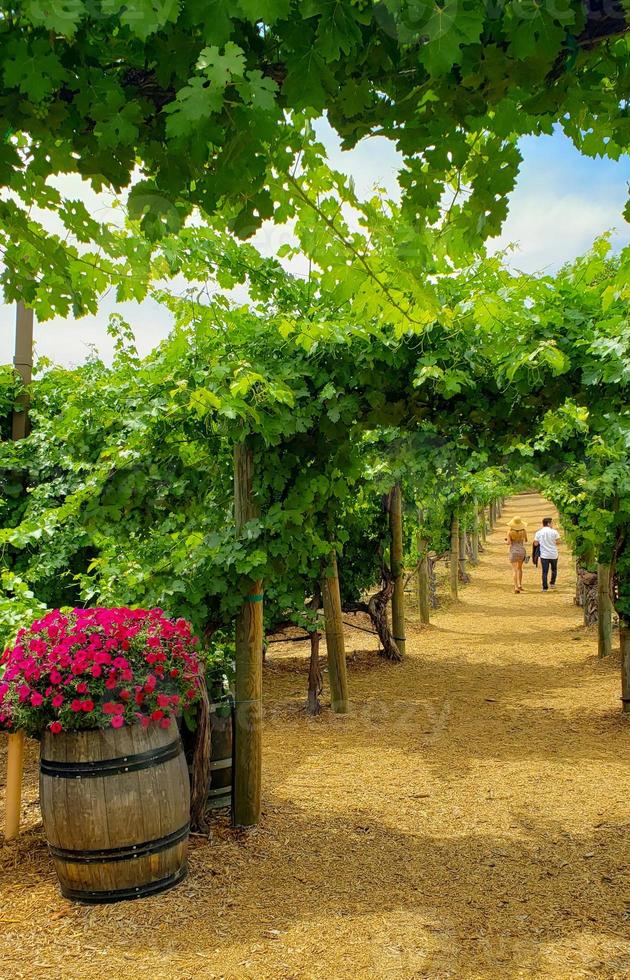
541,557,558,590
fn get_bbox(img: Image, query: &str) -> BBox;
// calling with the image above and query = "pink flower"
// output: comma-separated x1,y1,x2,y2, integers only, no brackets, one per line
110,715,125,729
50,721,63,734
0,606,202,737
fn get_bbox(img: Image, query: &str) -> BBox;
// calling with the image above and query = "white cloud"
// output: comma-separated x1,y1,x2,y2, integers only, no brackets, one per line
489,189,629,275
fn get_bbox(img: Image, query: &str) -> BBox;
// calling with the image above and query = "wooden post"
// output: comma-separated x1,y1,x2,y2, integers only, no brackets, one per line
389,483,406,657
5,733,25,840
471,505,479,564
450,510,459,599
480,506,487,544
321,553,349,712
416,509,430,626
5,302,34,840
621,623,630,714
597,562,613,659
306,631,323,715
458,520,468,583
12,301,34,439
233,441,263,828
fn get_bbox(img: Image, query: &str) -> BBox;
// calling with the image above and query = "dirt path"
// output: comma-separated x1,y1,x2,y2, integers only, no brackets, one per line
1,493,629,979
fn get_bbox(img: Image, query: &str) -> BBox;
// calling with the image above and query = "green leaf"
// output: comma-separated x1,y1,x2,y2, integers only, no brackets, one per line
236,0,290,23
3,40,68,102
164,77,224,137
101,0,180,40
420,1,484,75
22,0,86,35
196,42,246,85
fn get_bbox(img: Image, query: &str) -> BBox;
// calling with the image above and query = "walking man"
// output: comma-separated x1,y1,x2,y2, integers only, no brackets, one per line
534,517,561,592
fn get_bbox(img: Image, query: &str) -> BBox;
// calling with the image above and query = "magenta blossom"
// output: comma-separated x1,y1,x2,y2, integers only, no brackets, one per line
0,607,201,738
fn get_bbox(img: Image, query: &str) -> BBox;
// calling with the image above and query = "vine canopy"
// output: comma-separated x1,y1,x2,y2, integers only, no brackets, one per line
0,0,628,278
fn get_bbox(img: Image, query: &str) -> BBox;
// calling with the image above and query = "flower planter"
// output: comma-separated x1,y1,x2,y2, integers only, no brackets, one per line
182,692,233,812
207,694,233,811
40,722,190,904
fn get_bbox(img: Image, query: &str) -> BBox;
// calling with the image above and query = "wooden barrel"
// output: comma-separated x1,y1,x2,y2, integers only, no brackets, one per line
39,723,190,904
208,695,233,811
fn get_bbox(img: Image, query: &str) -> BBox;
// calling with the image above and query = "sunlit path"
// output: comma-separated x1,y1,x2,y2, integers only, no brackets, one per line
1,494,628,979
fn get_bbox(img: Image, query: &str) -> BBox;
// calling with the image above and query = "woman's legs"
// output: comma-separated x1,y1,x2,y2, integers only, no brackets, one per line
516,559,524,589
511,561,519,591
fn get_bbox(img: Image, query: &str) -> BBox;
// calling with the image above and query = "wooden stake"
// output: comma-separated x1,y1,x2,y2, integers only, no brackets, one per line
389,483,406,656
4,302,34,840
233,441,263,828
597,562,613,659
621,624,630,714
11,302,34,440
306,631,323,715
5,732,25,840
458,521,468,583
480,507,487,544
321,553,349,712
416,509,430,626
471,505,479,564
450,510,459,599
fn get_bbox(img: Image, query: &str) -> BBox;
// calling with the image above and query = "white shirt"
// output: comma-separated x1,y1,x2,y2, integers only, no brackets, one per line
534,526,560,559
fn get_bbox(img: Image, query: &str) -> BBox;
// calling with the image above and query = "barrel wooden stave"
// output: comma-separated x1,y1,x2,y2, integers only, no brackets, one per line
208,698,233,810
40,723,190,902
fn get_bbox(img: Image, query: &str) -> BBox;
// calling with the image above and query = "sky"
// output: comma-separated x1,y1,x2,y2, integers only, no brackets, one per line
1,123,629,368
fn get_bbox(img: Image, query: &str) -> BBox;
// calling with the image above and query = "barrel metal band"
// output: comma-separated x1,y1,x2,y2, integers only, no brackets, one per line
48,822,190,864
40,740,181,779
210,757,232,771
208,786,231,798
60,865,187,905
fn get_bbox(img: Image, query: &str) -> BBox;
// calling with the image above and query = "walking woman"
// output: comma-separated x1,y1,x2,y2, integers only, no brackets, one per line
506,517,528,593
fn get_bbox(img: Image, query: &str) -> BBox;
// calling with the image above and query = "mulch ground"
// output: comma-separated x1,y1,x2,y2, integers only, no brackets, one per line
1,492,629,979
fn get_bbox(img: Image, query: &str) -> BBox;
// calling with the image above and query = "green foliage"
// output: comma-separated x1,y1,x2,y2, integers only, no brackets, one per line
0,186,627,644
0,0,628,301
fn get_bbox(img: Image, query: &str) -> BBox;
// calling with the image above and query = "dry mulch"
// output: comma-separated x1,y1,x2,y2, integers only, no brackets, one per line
1,493,629,979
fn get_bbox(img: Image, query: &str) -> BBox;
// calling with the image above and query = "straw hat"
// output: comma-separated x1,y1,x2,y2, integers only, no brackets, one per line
507,516,527,529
